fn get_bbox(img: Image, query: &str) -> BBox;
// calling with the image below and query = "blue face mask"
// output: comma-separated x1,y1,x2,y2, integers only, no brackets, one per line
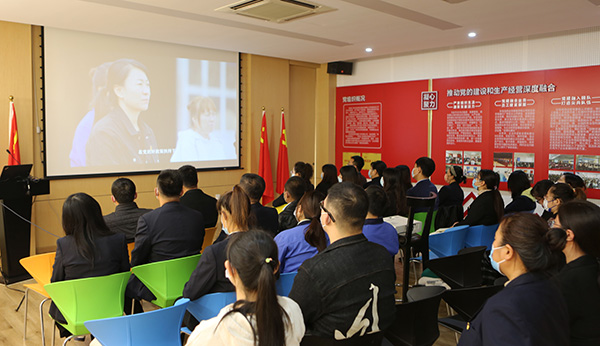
472,178,479,190
489,245,506,275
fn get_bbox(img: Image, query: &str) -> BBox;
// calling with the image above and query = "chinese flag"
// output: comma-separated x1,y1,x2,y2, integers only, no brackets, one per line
276,111,289,194
8,100,20,166
259,111,274,204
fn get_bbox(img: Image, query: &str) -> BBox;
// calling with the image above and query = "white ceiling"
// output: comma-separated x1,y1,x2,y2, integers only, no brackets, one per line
2,0,600,64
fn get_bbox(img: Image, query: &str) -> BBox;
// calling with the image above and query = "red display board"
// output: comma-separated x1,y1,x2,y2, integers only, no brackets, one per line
336,65,600,198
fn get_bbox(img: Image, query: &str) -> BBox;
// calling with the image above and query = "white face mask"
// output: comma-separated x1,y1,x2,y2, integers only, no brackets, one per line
320,172,324,179
412,167,418,179
543,198,554,212
368,170,372,179
380,177,385,187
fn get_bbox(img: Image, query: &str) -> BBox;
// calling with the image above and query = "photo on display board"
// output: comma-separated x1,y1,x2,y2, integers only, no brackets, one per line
548,170,565,182
549,154,574,171
576,172,600,189
519,168,535,183
493,152,513,168
515,153,535,169
576,155,600,172
464,151,482,166
464,165,480,179
445,150,463,165
494,167,513,182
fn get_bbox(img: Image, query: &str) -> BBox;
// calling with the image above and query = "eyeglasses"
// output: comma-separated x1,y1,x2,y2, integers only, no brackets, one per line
320,200,336,223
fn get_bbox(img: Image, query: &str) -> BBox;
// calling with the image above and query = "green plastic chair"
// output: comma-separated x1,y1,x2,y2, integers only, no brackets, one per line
414,210,438,235
44,271,131,346
131,254,201,308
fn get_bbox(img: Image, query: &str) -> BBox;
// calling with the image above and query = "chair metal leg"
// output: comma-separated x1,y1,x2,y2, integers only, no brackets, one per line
23,287,29,340
62,334,75,346
40,298,50,346
52,321,56,346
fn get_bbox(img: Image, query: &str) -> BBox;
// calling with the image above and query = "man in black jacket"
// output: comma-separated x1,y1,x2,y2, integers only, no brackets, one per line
104,178,152,243
278,176,307,232
178,165,218,228
239,173,279,236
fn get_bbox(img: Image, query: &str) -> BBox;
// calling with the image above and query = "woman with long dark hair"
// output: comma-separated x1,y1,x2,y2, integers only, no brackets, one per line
315,164,338,196
186,230,305,346
436,165,466,227
458,213,569,345
275,190,327,273
339,165,360,186
558,172,587,200
49,193,129,336
504,170,536,214
549,200,600,346
456,169,503,226
381,167,408,216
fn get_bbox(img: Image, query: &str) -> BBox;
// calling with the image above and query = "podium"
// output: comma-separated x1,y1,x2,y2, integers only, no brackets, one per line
0,165,50,284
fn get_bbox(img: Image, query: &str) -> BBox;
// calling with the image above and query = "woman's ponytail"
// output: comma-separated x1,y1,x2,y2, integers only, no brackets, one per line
299,191,327,252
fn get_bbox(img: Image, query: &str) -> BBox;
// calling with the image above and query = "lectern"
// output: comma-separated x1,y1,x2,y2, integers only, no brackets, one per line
0,165,50,284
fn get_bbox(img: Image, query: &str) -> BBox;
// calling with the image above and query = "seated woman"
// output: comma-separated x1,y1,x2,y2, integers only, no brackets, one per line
544,182,575,227
504,170,536,214
381,167,408,217
458,213,569,346
315,164,337,196
363,186,400,257
339,165,360,186
186,230,305,346
531,179,554,220
436,165,466,227
275,190,327,273
551,200,600,346
49,193,129,337
455,170,503,226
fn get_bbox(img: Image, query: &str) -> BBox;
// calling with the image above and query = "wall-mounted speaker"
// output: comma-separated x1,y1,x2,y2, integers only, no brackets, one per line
327,61,353,75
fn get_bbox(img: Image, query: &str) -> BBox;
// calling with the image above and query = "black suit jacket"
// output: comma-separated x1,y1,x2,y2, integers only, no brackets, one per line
128,201,205,301
456,190,500,226
251,202,279,236
104,202,152,242
183,236,234,300
180,189,218,228
49,232,129,323
278,199,299,232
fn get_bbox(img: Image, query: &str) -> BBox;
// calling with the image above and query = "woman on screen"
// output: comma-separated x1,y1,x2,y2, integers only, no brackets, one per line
85,59,159,166
171,96,236,163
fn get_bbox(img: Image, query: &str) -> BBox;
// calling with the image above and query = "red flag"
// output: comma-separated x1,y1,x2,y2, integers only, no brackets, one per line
258,111,274,204
8,100,20,166
276,111,289,194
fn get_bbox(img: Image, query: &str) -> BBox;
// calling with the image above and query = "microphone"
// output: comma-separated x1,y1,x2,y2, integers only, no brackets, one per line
6,149,21,165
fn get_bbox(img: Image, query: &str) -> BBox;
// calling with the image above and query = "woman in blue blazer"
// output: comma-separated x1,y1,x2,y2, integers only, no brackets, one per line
458,213,569,346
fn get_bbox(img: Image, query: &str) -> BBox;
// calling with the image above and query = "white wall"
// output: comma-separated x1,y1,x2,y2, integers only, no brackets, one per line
338,27,600,87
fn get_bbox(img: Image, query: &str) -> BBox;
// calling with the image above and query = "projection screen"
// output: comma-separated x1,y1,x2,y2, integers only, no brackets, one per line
44,27,240,178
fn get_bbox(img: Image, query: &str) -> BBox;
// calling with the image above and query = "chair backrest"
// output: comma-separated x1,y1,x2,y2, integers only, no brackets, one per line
131,253,201,307
464,224,499,250
429,225,469,258
186,291,237,322
20,252,56,289
84,298,190,346
44,271,131,336
427,247,486,289
413,210,438,235
442,285,503,321
385,286,446,346
276,272,297,297
406,285,446,303
300,332,384,346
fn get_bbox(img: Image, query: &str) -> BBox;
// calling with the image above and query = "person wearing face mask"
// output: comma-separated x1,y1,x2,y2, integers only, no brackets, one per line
557,172,587,200
407,157,439,212
278,177,307,232
436,165,466,228
315,164,338,196
530,179,554,221
339,165,360,186
544,182,576,227
363,160,387,188
458,213,569,346
549,200,600,346
455,169,503,226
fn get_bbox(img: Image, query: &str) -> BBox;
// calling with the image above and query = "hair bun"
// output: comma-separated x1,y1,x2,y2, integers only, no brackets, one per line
546,227,567,252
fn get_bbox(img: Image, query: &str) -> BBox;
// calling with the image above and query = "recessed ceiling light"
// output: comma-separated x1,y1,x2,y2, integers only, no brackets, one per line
365,47,373,53
468,32,477,38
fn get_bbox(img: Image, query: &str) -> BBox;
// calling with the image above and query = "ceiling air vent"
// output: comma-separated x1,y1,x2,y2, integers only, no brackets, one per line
216,0,336,23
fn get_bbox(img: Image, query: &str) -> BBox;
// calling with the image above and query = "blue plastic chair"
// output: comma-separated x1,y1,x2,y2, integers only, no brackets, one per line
181,292,237,335
464,224,499,250
429,225,469,258
84,298,189,346
276,272,297,297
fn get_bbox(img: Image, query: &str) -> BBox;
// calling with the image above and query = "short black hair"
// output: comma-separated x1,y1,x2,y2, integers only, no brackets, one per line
284,176,307,201
326,182,369,230
239,173,266,201
365,185,388,217
111,178,136,204
415,157,435,177
531,179,554,199
351,155,364,171
178,165,198,188
507,170,531,199
371,160,387,176
156,170,183,198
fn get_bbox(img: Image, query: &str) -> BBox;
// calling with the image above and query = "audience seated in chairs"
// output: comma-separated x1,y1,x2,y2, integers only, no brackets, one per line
349,155,367,187
436,165,465,228
239,173,279,237
504,170,536,214
103,177,152,243
278,177,307,233
407,157,439,213
456,169,503,227
315,164,338,196
178,165,218,228
186,230,304,346
363,186,399,257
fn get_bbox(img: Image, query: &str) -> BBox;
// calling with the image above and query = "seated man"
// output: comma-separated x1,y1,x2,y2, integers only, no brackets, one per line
103,177,152,243
178,165,218,228
363,186,400,257
126,170,205,309
350,155,367,187
239,173,278,236
278,176,307,233
289,182,396,339
408,156,439,211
